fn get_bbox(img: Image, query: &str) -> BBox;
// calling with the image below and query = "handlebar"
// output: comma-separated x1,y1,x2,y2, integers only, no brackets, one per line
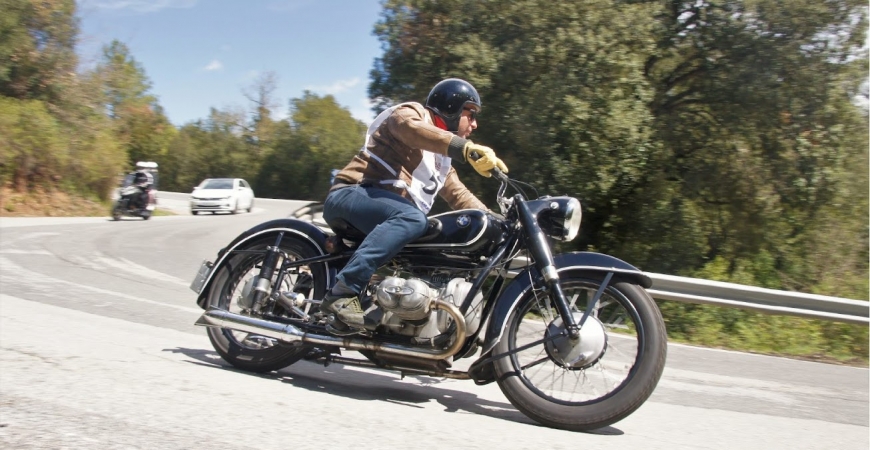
468,150,509,182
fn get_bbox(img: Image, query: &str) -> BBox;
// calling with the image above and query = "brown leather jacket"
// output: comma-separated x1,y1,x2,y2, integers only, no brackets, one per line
332,102,486,211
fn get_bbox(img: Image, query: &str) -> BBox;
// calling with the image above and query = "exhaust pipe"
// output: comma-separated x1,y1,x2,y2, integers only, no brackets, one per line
195,300,467,361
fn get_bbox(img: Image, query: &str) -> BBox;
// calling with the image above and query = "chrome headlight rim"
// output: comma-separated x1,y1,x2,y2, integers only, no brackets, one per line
535,196,583,242
563,197,582,242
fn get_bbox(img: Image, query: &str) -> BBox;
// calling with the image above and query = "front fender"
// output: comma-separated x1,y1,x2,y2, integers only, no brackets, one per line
480,252,651,356
194,218,332,309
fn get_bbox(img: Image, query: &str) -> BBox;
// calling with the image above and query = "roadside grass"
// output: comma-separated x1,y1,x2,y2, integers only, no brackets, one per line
0,187,176,218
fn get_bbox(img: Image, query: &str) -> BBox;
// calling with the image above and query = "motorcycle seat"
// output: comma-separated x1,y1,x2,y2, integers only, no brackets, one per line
328,217,443,244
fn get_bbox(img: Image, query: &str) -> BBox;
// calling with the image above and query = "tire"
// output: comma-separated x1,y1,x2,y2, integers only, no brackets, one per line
230,200,238,215
493,272,667,431
205,236,328,373
111,200,124,221
247,199,254,213
192,210,199,215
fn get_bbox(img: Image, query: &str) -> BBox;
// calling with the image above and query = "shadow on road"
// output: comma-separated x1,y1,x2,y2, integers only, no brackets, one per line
164,346,624,435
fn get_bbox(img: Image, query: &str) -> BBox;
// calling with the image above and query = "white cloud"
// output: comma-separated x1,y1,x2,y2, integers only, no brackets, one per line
79,0,198,13
305,78,361,96
203,60,223,71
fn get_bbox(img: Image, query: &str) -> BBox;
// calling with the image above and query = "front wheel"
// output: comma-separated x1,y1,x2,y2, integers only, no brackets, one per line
493,272,667,431
205,236,328,372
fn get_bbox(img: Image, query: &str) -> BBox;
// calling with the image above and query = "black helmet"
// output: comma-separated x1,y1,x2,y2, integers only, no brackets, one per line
425,78,481,132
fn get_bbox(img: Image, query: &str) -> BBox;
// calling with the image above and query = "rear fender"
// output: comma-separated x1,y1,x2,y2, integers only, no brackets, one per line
194,218,332,309
480,252,651,356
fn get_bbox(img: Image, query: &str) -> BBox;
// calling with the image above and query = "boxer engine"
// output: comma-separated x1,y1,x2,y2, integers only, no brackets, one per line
370,275,483,340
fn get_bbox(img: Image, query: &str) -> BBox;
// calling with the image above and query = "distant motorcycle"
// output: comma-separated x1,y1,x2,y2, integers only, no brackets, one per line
112,182,154,220
191,168,667,431
112,162,158,221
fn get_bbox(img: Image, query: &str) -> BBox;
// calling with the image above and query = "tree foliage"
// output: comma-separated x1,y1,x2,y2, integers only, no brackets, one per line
93,40,175,167
0,0,78,104
371,0,867,290
256,92,366,200
0,0,126,199
369,0,868,357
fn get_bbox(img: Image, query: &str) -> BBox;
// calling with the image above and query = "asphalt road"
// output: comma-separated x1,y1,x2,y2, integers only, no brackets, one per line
0,192,866,449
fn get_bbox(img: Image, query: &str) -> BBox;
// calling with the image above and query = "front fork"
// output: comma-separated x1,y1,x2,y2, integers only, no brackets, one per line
516,202,611,339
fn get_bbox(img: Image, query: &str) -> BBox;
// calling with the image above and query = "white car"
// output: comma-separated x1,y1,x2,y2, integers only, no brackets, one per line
190,178,255,215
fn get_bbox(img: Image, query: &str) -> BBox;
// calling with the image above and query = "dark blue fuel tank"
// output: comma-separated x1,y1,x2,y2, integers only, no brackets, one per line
405,209,505,255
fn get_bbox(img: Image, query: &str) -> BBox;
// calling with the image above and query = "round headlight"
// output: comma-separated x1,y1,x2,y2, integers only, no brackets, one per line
536,197,583,241
563,197,582,241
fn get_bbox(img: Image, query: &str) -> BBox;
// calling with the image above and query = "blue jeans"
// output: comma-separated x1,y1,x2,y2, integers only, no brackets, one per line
322,185,428,294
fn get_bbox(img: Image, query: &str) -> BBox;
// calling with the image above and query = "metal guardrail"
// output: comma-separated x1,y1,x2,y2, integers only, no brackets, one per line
646,273,869,326
290,202,869,326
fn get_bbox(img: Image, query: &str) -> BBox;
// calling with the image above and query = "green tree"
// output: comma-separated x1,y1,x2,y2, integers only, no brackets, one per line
638,0,867,285
368,0,869,359
371,0,664,234
0,97,67,190
94,40,175,168
0,0,78,104
370,0,867,284
0,1,126,199
258,92,365,200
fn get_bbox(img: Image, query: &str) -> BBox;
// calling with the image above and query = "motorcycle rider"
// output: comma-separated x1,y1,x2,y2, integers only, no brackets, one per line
127,170,153,210
320,78,508,335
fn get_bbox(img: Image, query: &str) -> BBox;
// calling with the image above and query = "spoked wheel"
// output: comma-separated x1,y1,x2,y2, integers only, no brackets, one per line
205,237,328,373
493,272,667,431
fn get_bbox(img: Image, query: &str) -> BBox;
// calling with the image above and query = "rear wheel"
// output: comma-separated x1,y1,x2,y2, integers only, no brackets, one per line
493,272,667,431
205,237,328,372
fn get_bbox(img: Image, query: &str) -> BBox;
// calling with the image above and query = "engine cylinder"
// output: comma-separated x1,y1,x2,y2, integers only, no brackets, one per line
375,277,433,321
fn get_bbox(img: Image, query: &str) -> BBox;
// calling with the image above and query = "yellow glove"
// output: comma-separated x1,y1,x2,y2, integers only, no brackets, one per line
463,142,509,178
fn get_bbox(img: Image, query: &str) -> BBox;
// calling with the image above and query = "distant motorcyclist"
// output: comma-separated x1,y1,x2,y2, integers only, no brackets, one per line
124,171,153,210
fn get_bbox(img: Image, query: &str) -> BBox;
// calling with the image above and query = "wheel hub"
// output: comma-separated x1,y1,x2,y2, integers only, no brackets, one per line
544,314,608,370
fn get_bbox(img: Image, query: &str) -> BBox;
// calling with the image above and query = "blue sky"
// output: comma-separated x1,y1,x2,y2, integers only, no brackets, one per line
76,0,384,126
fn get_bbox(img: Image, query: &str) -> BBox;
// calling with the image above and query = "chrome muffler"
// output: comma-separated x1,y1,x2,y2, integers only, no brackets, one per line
195,300,467,361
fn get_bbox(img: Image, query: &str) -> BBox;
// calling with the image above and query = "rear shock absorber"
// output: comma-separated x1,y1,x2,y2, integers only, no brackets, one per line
250,232,284,313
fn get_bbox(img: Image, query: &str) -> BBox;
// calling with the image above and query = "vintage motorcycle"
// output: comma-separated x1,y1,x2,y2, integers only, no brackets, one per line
190,169,667,431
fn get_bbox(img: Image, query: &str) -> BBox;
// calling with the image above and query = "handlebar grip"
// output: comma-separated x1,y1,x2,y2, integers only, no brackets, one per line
492,168,508,182
469,150,508,180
